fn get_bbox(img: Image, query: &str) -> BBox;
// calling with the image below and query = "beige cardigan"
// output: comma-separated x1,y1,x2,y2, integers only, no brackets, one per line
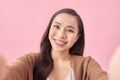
5,53,108,80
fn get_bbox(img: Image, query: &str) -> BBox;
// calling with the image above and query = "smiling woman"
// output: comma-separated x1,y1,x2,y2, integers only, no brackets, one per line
49,13,79,53
0,8,108,80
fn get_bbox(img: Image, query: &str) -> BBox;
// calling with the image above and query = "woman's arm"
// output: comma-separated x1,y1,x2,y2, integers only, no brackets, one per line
86,57,108,80
109,46,120,80
0,53,37,80
0,55,9,80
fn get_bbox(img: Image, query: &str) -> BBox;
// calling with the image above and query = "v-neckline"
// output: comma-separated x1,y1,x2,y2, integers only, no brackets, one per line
47,67,75,80
47,57,75,80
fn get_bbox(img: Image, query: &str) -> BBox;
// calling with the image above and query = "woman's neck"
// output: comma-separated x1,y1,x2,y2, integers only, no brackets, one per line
51,50,71,62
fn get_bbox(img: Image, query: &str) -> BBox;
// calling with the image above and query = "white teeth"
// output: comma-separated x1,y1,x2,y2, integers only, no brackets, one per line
55,40,66,44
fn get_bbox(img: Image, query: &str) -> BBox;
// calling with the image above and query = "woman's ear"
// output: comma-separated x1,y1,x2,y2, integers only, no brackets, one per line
78,33,81,38
75,33,81,43
77,33,81,39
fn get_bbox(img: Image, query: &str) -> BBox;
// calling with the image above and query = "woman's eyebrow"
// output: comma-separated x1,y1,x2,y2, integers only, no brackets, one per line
67,25,76,30
54,21,76,30
54,21,61,25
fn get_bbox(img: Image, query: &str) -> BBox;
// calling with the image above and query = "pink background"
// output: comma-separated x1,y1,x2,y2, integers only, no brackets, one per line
0,0,120,71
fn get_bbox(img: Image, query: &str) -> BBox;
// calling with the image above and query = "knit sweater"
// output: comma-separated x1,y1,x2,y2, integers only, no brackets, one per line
5,53,108,80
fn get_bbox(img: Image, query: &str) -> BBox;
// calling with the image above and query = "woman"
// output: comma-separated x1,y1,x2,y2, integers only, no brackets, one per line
2,8,108,80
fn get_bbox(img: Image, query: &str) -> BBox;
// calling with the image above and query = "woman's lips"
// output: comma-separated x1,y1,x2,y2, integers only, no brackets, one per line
54,39,67,46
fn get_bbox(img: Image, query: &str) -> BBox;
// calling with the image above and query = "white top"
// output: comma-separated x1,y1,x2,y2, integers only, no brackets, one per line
65,67,75,80
47,67,75,80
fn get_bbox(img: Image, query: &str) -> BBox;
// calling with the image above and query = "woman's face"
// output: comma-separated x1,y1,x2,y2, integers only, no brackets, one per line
49,13,79,53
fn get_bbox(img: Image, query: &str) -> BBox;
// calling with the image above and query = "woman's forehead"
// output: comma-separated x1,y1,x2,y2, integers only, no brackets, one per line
52,13,78,27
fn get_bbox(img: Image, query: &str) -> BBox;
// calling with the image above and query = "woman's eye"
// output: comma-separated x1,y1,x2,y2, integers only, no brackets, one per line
67,29,74,33
53,25,60,29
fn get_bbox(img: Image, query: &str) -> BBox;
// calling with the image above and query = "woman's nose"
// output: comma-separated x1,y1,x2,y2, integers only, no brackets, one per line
57,29,66,39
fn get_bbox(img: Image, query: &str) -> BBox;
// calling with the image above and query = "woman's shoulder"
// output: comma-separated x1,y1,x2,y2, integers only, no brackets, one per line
21,52,40,59
71,55,105,71
71,55,108,80
8,52,40,67
71,55,100,67
71,55,92,62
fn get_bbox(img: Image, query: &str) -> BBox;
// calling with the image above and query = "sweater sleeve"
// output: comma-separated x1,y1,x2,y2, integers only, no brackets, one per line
86,57,109,80
4,53,38,80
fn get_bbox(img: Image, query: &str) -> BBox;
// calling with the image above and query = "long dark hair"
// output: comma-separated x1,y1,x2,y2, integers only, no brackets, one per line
33,8,85,80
